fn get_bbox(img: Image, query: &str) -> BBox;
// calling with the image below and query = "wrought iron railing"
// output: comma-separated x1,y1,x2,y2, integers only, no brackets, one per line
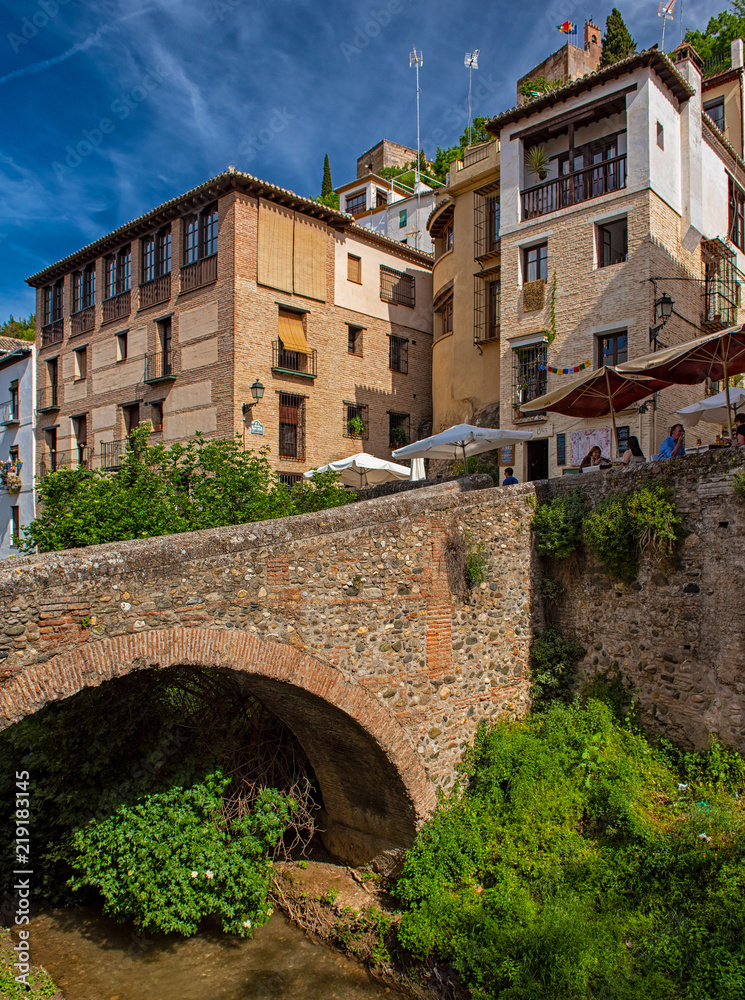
461,141,493,169
144,348,175,382
40,320,63,348
102,290,131,324
521,154,627,220
140,273,171,308
100,439,125,470
380,265,415,307
39,447,92,477
702,51,732,78
271,341,317,377
0,400,19,424
37,384,61,411
181,254,217,291
70,307,95,336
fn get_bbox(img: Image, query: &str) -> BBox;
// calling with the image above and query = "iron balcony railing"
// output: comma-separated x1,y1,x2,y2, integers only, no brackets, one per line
102,290,131,324
100,439,126,470
460,141,492,169
40,320,64,348
39,447,92,477
521,154,627,220
70,306,95,336
0,400,19,424
380,265,415,307
271,341,317,377
139,273,171,308
181,254,217,292
144,348,175,383
37,384,61,411
702,51,732,78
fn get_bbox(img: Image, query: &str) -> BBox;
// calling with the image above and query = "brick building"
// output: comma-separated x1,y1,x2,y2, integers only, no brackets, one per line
26,170,433,483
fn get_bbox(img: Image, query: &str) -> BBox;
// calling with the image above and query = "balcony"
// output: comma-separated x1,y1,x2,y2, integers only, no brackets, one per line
0,400,19,426
39,447,92,477
181,254,217,292
37,384,61,412
40,320,63,348
100,439,125,470
702,51,732,78
140,273,171,308
144,348,176,383
521,154,627,220
271,341,317,378
71,307,95,336
102,290,131,324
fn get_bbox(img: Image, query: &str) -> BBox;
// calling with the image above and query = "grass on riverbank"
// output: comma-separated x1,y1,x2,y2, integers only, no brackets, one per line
0,930,61,999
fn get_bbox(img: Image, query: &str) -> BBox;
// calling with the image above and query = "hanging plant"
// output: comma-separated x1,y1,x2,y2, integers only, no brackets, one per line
4,472,22,493
525,144,550,181
347,414,365,437
546,272,558,344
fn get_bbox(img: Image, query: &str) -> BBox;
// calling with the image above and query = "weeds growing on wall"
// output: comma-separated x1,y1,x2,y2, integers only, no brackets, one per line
734,470,745,503
465,534,490,589
530,625,586,709
394,699,745,1000
531,488,586,559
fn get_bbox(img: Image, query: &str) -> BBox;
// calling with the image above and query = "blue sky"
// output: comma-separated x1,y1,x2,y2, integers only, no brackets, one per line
0,0,727,320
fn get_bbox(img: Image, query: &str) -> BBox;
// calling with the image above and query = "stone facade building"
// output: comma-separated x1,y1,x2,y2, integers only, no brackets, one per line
26,170,433,484
516,21,604,105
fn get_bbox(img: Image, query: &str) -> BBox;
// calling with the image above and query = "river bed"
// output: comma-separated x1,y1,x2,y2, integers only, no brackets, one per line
26,907,399,1000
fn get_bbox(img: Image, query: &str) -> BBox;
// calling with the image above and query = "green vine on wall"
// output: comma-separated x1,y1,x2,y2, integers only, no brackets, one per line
546,272,558,344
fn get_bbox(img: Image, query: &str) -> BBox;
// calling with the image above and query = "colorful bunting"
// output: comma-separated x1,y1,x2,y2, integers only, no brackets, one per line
539,359,592,374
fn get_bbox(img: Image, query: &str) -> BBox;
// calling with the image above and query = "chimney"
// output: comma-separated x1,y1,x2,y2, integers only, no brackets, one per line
584,20,602,69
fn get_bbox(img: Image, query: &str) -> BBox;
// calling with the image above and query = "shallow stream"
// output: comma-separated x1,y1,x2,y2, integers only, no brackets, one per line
27,907,398,1000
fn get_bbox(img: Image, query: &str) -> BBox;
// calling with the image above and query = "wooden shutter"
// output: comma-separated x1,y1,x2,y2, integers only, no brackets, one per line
293,216,327,301
257,201,294,292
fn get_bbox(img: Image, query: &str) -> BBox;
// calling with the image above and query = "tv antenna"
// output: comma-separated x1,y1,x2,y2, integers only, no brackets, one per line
410,45,423,249
658,0,676,52
465,50,480,145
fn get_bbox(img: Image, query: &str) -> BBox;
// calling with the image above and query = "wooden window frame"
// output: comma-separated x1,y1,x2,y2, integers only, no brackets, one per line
596,217,628,268
347,324,363,355
523,242,548,283
596,330,628,367
347,253,362,283
346,191,366,214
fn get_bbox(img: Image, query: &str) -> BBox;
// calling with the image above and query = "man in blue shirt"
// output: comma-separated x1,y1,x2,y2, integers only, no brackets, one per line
502,467,519,485
657,423,686,460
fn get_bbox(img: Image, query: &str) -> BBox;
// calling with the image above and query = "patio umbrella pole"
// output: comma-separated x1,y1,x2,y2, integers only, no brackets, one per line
462,442,469,474
724,357,734,444
604,368,620,459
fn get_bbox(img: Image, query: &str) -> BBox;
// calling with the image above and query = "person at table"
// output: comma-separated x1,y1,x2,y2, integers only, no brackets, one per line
580,446,607,470
622,436,645,467
657,423,686,459
502,467,518,486
736,413,745,446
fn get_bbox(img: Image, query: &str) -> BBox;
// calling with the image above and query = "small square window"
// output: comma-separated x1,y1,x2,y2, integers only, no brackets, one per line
347,254,362,283
597,330,628,367
597,218,628,267
656,121,664,149
441,298,453,337
347,325,363,355
399,208,407,228
704,97,725,132
523,243,548,283
116,331,128,362
73,346,87,381
150,400,163,433
344,402,369,439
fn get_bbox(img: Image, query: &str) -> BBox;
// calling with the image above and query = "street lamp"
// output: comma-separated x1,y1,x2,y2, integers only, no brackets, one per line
650,292,675,348
242,379,265,417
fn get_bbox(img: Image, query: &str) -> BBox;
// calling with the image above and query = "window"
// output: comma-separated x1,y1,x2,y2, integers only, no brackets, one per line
344,402,369,439
9,381,19,421
556,432,566,466
443,222,454,252
123,403,140,437
513,342,547,407
703,247,738,327
704,97,725,133
346,191,366,214
9,445,19,465
347,254,362,283
616,425,630,453
523,243,548,283
11,507,19,547
73,414,88,464
149,400,163,433
474,274,500,343
275,310,315,375
389,411,410,448
47,357,59,391
116,330,128,362
474,184,500,256
72,264,95,312
73,346,87,381
399,208,407,228
376,189,388,208
389,335,409,373
347,324,363,355
279,472,303,488
183,204,218,264
597,218,628,267
442,297,453,337
279,392,305,460
104,245,132,298
157,317,173,377
142,226,172,283
729,176,745,251
597,330,628,367
380,265,415,307
656,121,664,149
43,279,64,325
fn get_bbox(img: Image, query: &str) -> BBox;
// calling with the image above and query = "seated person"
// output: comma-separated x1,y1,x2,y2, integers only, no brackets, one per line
621,435,645,466
580,445,609,470
657,423,686,459
502,467,518,486
736,414,745,447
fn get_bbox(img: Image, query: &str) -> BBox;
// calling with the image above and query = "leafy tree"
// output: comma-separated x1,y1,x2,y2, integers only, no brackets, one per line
686,1,745,60
0,313,35,342
21,426,353,552
321,153,333,197
601,8,637,66
314,191,340,209
519,75,563,100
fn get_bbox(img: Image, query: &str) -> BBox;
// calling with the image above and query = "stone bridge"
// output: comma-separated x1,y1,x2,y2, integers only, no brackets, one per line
0,477,535,866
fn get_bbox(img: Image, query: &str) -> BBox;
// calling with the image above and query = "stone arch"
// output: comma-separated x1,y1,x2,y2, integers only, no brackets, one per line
0,628,436,866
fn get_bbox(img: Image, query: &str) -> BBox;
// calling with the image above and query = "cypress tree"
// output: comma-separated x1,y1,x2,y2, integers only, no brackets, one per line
601,8,637,66
321,154,333,197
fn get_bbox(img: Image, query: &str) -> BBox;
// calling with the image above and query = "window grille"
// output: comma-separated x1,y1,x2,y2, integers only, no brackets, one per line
279,393,305,460
279,472,303,488
272,340,317,376
474,274,500,343
380,265,415,307
388,411,410,447
388,335,409,373
512,343,547,407
474,183,500,258
343,402,369,439
703,250,739,328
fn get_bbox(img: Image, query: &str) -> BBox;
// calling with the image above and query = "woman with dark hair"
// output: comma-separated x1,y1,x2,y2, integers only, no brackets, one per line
580,445,604,470
622,435,645,467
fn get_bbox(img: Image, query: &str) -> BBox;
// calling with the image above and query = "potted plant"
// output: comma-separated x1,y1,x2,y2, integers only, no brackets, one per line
347,414,365,437
390,425,409,447
525,144,550,182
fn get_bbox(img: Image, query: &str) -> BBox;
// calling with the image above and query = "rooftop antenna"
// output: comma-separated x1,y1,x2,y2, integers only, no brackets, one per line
464,50,480,145
410,45,423,249
658,0,676,52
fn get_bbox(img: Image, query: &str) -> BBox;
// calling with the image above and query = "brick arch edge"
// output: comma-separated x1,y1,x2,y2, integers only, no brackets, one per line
0,627,437,858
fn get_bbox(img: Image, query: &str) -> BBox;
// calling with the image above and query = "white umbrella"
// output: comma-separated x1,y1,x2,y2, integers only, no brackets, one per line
303,452,412,488
392,423,533,473
409,458,426,482
674,385,745,427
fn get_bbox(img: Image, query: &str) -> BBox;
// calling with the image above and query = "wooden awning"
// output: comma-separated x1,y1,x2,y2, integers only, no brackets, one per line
278,311,311,354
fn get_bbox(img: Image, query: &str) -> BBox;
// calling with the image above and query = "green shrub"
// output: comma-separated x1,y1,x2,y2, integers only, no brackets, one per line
627,484,682,558
582,491,637,581
532,489,586,559
530,626,586,709
734,470,745,503
465,535,490,589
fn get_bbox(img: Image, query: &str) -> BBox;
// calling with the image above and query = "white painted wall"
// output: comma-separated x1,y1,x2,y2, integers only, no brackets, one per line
355,189,436,254
333,233,433,333
0,345,35,558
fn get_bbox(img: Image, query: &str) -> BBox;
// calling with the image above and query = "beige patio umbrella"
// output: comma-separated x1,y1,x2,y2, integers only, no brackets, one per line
519,366,672,458
617,325,745,443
